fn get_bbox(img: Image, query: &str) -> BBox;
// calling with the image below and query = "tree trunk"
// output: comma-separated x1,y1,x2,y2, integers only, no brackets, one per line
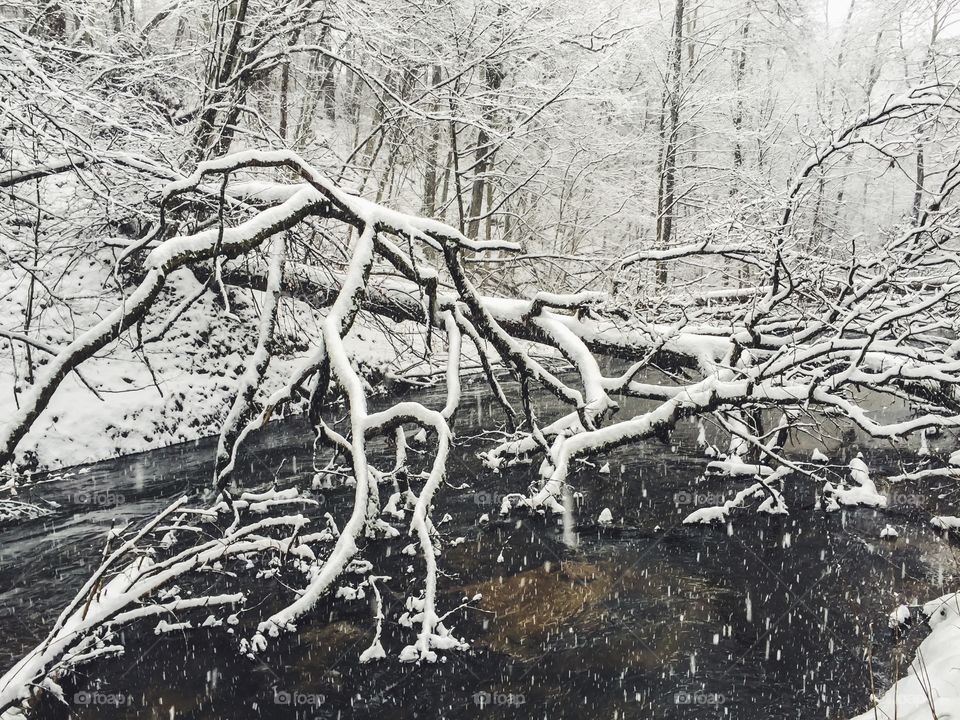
422,65,442,217
655,0,685,286
278,29,302,143
732,20,749,173
318,27,337,121
732,19,749,285
911,144,925,225
192,0,251,161
467,63,504,239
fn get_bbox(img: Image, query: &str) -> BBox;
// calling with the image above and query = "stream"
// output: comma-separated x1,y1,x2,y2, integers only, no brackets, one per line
2,374,959,719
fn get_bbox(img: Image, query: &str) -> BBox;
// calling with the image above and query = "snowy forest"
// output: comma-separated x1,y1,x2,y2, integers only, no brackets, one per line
3,0,960,717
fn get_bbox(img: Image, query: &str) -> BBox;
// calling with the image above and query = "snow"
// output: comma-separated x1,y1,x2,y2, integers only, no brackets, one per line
6,96,960,720
154,619,193,634
684,470,790,524
440,313,462,420
0,255,435,471
888,604,911,628
849,455,870,484
822,455,887,510
359,639,387,663
851,594,960,720
931,516,960,530
705,456,774,477
530,309,617,425
696,420,708,448
822,481,887,510
38,677,64,703
684,506,729,524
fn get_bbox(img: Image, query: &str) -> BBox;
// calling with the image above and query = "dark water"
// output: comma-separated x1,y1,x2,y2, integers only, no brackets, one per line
2,376,959,719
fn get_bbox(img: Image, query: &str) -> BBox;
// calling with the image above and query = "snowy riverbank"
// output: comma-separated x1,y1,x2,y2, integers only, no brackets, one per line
851,593,960,720
0,255,433,473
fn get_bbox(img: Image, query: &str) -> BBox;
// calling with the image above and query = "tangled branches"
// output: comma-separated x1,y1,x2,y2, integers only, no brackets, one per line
6,85,960,714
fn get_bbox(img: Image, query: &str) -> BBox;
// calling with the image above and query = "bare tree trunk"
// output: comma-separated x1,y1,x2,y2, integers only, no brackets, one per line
836,31,883,214
422,65,442,217
811,175,826,248
23,180,41,384
439,147,453,215
485,178,495,242
732,20,748,173
278,30,302,143
318,27,337,121
192,0,251,161
732,19,749,285
467,62,504,239
908,2,945,224
655,0,685,286
685,3,698,167
816,0,857,247
912,143,925,225
294,35,325,147
447,86,466,233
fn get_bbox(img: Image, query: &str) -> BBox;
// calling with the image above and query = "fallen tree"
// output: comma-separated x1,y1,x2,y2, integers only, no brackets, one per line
5,86,960,716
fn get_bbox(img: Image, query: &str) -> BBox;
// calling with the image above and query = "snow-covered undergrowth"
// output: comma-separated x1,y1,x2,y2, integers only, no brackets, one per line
0,250,428,473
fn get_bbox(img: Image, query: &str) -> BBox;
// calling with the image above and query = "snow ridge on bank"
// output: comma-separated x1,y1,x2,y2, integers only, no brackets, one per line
851,593,960,720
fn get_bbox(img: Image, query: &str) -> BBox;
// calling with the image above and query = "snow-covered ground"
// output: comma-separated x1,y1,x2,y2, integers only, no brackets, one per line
0,250,431,472
852,593,960,720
